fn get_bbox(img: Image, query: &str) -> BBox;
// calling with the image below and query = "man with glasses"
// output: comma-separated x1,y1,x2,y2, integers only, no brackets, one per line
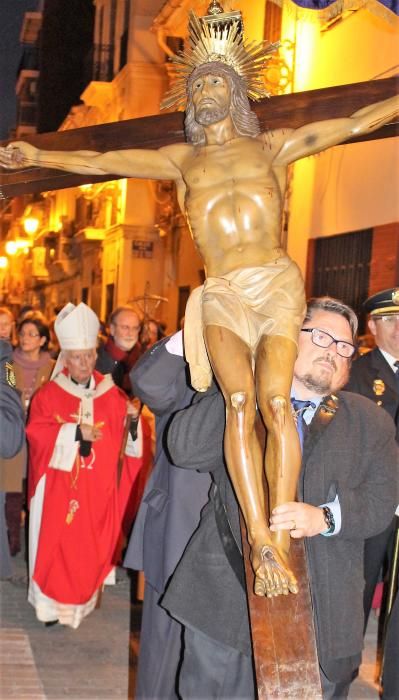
345,288,399,690
96,306,143,397
161,296,397,699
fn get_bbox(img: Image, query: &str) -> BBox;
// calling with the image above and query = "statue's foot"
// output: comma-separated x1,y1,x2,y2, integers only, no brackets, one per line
251,542,298,598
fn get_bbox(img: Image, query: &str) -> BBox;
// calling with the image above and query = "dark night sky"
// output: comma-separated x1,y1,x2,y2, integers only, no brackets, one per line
0,0,40,141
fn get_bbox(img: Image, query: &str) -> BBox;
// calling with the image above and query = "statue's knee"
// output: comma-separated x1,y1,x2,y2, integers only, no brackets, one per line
269,394,287,427
270,394,287,416
230,391,246,413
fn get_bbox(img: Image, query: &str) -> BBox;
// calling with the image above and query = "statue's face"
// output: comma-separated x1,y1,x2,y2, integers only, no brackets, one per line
192,73,231,126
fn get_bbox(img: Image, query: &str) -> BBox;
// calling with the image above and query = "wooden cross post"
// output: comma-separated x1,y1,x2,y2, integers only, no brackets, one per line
1,76,398,697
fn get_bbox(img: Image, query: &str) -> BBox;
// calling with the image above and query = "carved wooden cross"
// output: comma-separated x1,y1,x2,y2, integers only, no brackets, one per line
1,76,397,698
0,76,397,198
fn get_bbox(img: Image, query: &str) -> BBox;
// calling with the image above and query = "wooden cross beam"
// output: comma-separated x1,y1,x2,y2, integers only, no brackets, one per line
0,76,397,198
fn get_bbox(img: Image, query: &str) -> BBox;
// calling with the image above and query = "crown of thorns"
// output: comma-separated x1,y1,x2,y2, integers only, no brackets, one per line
161,2,279,110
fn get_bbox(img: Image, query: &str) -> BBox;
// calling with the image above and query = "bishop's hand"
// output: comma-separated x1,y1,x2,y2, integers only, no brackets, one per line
80,423,103,442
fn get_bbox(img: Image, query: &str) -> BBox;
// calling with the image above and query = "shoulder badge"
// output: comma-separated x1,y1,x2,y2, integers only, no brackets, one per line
392,289,399,305
373,379,385,397
5,361,16,388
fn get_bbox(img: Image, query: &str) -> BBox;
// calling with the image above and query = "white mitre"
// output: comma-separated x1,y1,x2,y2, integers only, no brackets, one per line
51,302,99,378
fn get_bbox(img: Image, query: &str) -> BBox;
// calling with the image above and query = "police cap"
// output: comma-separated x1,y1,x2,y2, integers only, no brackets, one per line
364,288,399,316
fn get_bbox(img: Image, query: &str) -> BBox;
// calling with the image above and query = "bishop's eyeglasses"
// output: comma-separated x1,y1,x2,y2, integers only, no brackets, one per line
301,328,356,358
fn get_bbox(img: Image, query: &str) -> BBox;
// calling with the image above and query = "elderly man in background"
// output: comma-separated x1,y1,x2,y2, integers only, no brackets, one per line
96,305,143,396
96,304,152,533
26,302,143,628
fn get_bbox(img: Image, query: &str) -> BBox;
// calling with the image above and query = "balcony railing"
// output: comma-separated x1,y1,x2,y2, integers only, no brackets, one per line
92,43,115,82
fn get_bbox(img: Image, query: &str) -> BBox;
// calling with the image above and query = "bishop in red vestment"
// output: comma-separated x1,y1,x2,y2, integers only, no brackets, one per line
26,303,146,628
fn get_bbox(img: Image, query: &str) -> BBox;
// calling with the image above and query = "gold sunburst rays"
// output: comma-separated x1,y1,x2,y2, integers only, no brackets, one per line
161,8,279,110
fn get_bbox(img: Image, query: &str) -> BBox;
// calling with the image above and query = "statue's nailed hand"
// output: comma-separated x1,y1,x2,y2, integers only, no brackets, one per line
0,142,38,169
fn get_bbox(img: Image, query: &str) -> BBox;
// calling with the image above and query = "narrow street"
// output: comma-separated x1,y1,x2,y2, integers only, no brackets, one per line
1,539,382,700
1,543,141,699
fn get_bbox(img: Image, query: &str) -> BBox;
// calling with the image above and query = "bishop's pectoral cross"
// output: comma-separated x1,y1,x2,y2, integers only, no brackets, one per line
0,76,397,698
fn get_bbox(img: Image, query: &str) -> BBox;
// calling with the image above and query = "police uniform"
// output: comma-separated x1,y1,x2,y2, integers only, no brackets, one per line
0,339,25,578
345,288,399,628
0,340,24,460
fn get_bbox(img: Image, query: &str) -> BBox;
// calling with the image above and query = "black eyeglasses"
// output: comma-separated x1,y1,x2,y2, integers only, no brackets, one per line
301,328,356,358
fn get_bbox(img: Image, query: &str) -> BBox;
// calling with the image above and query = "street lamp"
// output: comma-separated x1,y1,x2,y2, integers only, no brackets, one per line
23,215,40,236
5,241,18,256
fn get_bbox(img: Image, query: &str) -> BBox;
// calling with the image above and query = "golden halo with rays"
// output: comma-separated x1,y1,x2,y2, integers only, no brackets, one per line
161,6,279,111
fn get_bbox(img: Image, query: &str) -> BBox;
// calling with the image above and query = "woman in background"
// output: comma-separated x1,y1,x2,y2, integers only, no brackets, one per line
1,315,54,556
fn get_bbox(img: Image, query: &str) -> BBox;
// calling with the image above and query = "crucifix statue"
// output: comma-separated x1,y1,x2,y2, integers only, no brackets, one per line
1,1,398,601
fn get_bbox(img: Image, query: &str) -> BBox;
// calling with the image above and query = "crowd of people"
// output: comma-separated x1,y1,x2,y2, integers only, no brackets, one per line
0,288,398,699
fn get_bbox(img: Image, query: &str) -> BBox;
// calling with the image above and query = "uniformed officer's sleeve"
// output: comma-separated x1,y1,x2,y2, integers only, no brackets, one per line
0,340,25,459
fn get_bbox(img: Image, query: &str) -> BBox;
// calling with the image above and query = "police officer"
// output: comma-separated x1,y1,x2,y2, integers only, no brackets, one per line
0,339,25,578
0,339,24,459
345,288,399,628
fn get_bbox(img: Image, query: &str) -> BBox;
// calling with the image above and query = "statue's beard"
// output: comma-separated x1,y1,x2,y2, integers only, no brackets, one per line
195,103,230,126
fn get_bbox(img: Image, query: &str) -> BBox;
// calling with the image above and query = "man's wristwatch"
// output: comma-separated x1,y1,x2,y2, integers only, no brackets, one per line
321,506,335,535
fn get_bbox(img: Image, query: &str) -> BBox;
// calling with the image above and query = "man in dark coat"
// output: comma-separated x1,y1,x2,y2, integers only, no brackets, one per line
162,297,398,699
345,288,399,628
123,332,211,699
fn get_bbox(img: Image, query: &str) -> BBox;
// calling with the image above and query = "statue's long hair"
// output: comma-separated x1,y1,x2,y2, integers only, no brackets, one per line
185,62,261,146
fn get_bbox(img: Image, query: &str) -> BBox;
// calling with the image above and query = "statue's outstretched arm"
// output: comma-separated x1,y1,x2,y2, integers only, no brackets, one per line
0,140,182,181
273,93,398,166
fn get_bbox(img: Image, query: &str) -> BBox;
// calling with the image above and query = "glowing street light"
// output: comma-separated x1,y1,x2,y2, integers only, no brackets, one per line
23,216,40,236
5,241,18,256
5,239,33,255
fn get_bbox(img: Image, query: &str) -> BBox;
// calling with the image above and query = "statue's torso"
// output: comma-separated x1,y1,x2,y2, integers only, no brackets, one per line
173,135,288,277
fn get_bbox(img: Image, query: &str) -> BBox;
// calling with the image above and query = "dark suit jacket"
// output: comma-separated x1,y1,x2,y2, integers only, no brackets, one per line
345,348,399,441
162,389,398,673
123,337,211,594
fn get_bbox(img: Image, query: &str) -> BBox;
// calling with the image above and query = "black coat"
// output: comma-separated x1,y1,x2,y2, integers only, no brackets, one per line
162,389,398,674
123,337,211,593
